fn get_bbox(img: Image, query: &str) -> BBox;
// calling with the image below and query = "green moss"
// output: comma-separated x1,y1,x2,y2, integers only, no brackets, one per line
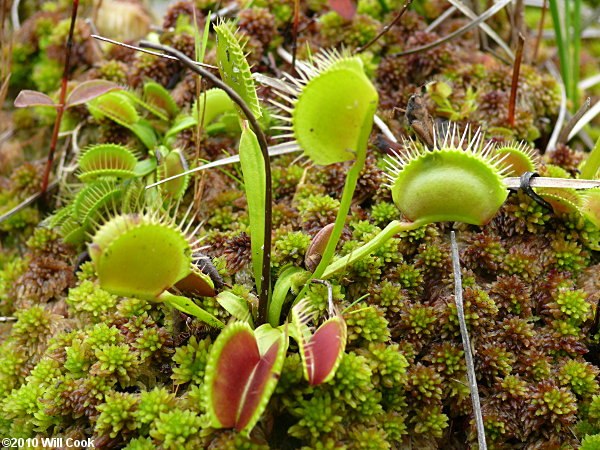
64,339,91,377
425,342,465,376
370,280,406,313
581,434,600,450
347,424,389,448
551,237,590,274
411,404,448,438
135,326,166,358
66,280,120,322
393,262,424,290
320,12,380,49
273,231,311,268
149,409,204,450
288,391,345,440
371,201,399,225
380,410,408,442
94,344,139,382
558,359,600,398
76,261,97,281
117,297,153,318
32,56,63,93
345,305,391,344
135,387,177,427
84,324,123,350
171,337,211,385
554,287,591,322
95,391,138,438
123,437,156,450
12,305,56,351
407,363,444,402
330,352,374,409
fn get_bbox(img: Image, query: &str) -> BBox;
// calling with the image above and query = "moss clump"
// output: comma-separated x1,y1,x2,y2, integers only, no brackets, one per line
66,280,119,321
149,409,204,449
95,391,138,438
171,337,211,385
1,0,598,447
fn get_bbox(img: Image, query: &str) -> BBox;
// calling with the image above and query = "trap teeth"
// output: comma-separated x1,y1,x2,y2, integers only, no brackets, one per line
78,144,137,181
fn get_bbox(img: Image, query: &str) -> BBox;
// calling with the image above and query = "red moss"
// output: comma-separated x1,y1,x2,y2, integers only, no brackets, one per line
222,232,252,273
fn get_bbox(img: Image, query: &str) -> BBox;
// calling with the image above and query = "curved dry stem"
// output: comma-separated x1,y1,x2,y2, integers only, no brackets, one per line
139,41,273,325
394,0,512,57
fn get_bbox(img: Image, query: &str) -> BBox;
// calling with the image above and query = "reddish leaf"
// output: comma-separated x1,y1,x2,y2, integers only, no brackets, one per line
236,340,280,430
329,0,356,20
14,90,57,108
206,323,288,434
305,318,346,386
212,327,260,427
66,80,122,107
292,300,347,386
174,267,215,297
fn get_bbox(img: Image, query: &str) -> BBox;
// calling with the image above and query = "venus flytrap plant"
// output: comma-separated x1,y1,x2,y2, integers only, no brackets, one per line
164,88,237,140
132,34,360,435
494,141,541,176
156,147,190,200
87,90,158,150
208,20,271,317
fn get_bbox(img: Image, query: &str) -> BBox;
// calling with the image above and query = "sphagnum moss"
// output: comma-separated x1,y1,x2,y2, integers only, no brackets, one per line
1,0,599,447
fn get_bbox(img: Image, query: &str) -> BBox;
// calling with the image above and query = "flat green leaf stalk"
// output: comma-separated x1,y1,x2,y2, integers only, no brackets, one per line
268,266,306,327
322,219,428,278
238,123,266,293
160,292,224,329
580,136,600,180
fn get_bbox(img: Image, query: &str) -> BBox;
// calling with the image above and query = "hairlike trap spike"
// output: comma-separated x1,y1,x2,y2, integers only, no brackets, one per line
259,49,378,166
494,141,541,176
77,144,138,181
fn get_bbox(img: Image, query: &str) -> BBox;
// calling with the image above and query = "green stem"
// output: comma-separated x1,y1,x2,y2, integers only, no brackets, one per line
580,136,600,180
549,0,569,101
159,291,224,329
293,154,366,304
322,219,428,279
573,0,581,107
564,0,573,103
268,266,306,327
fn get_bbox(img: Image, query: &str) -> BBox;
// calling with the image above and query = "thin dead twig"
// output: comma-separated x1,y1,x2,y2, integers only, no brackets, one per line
508,34,525,127
394,0,511,57
558,97,591,144
450,231,487,450
355,0,413,54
